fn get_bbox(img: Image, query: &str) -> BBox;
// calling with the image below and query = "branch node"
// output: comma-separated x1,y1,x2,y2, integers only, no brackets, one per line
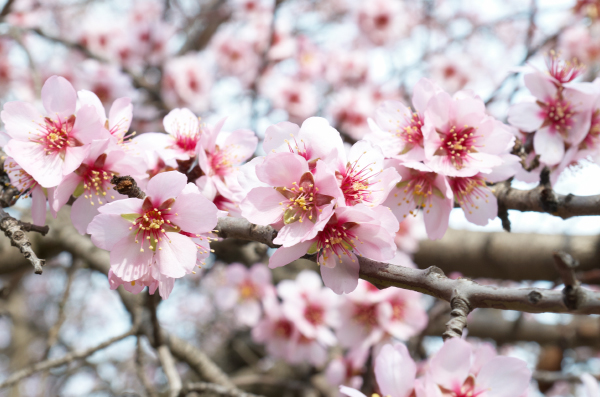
553,251,581,310
442,293,471,340
528,290,542,304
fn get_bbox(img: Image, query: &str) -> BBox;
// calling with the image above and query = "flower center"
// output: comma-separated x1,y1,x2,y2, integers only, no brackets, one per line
33,115,78,155
208,145,235,176
5,159,37,197
315,218,360,264
437,125,478,169
277,172,334,224
338,154,380,206
539,93,575,137
352,303,378,327
304,303,324,325
448,175,489,214
127,198,180,252
239,280,257,300
396,111,424,147
394,170,442,217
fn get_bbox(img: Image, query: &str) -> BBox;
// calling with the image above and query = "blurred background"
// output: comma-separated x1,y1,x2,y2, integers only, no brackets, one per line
1,0,600,396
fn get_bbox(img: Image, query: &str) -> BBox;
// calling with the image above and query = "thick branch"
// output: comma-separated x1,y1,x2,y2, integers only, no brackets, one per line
0,327,137,389
492,182,600,219
0,208,45,274
214,217,600,315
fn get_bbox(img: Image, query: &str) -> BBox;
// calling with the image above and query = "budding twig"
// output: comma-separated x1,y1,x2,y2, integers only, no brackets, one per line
110,175,146,199
0,208,45,274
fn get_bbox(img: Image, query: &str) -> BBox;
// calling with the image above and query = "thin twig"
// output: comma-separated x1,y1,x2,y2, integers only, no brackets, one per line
136,337,158,397
0,327,138,389
180,382,264,397
158,345,182,397
0,208,45,274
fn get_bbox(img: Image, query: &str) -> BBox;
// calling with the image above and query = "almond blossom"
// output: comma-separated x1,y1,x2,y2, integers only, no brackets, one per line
214,263,274,327
240,152,340,247
382,160,453,240
52,139,147,234
87,171,219,292
4,157,47,226
1,75,105,188
277,270,339,346
423,89,514,176
427,338,531,397
508,67,594,166
268,205,397,294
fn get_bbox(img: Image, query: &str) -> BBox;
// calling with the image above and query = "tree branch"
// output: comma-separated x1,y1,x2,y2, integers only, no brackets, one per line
0,327,138,389
111,175,146,199
0,208,45,274
158,345,182,397
180,382,264,397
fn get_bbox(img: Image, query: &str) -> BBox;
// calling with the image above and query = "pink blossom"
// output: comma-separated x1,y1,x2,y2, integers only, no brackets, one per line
240,152,339,247
340,343,417,397
52,139,147,234
1,75,105,188
107,268,176,299
429,54,471,94
296,36,325,80
134,108,208,162
327,87,376,141
356,0,409,46
196,119,257,202
447,174,498,226
4,157,47,226
162,54,212,113
428,338,531,397
375,286,428,341
508,70,594,165
423,90,514,176
367,78,442,162
252,294,327,366
326,349,369,395
78,90,133,144
87,171,219,294
382,160,453,240
277,270,339,345
214,263,274,327
269,205,397,294
334,140,401,207
264,75,318,123
325,50,369,87
212,33,259,86
262,117,344,167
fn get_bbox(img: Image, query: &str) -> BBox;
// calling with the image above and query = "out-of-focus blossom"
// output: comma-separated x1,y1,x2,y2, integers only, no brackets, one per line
264,75,318,123
327,87,376,141
430,54,471,94
356,0,409,46
215,263,274,326
162,54,212,113
326,349,368,395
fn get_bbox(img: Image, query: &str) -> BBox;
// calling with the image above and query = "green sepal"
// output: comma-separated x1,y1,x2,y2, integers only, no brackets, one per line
396,180,410,189
433,186,446,199
121,213,139,222
307,242,319,255
283,209,298,225
73,183,85,198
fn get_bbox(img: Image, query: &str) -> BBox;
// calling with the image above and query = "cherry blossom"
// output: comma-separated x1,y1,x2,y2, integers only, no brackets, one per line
87,171,219,287
214,263,274,327
1,75,105,188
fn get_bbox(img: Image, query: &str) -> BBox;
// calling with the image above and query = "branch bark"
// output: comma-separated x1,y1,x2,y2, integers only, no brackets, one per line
180,382,264,397
0,208,45,274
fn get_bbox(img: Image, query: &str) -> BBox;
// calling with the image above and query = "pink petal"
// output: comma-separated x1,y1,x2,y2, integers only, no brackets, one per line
168,190,218,234
0,101,42,140
273,218,319,247
320,253,360,294
52,172,81,212
240,187,285,225
226,263,248,284
71,196,101,235
108,97,133,133
163,108,199,137
524,72,557,100
268,241,313,269
250,263,272,285
256,152,308,187
156,273,175,299
476,356,531,397
235,300,262,326
429,338,472,391
156,232,197,278
110,238,153,282
352,224,396,262
298,117,345,162
507,102,543,132
31,186,47,226
375,343,416,397
97,198,143,215
534,127,565,166
222,128,258,163
461,188,498,226
77,90,106,122
63,145,90,175
41,76,77,118
263,121,300,153
88,213,135,250
412,78,441,112
5,140,64,188
72,105,106,144
145,171,188,206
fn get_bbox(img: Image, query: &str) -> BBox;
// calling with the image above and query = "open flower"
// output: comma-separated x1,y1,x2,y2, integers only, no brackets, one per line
268,205,397,294
78,90,133,144
4,157,47,226
52,139,147,234
240,152,340,247
1,76,105,187
87,171,219,295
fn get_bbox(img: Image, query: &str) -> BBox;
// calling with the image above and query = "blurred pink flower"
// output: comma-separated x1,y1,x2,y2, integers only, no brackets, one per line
162,54,212,113
356,0,409,46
